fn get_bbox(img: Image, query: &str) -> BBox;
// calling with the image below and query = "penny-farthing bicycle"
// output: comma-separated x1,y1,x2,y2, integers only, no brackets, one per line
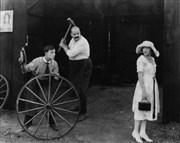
0,74,9,109
16,46,80,140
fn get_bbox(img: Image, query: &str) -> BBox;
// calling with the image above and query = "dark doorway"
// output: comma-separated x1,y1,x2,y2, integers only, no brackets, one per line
26,0,164,85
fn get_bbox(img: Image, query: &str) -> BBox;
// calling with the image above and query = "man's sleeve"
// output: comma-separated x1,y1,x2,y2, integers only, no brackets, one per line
51,61,60,76
66,42,87,58
25,58,39,72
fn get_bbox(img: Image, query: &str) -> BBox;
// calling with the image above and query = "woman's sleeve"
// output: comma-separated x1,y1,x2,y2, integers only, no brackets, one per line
136,56,144,72
153,57,157,67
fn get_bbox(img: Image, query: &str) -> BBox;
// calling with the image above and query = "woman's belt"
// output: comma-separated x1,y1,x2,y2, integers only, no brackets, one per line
143,74,156,78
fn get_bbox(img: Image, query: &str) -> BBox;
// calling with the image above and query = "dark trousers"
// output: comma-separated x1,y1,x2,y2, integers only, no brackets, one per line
69,58,93,115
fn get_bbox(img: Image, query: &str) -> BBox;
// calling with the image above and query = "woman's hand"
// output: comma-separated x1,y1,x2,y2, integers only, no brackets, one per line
142,90,148,100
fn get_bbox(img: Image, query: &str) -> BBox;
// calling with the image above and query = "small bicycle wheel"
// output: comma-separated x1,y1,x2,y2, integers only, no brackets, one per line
16,74,80,140
0,74,9,109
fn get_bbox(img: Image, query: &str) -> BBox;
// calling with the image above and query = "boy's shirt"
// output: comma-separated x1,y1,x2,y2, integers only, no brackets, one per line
25,57,59,76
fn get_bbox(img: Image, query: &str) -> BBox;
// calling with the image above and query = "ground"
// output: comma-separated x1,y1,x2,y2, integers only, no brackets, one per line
149,120,180,143
0,86,180,143
1,109,180,143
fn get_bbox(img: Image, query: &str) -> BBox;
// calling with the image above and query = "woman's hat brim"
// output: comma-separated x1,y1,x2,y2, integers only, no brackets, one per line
136,41,160,57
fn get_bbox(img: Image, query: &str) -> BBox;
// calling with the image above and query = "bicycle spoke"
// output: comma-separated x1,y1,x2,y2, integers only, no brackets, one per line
19,98,44,106
25,86,46,104
0,77,2,82
47,75,51,103
52,87,73,104
49,110,62,136
0,75,9,109
36,78,47,102
46,110,49,140
52,108,73,127
24,108,45,126
52,99,78,106
53,106,78,115
18,106,44,114
0,83,6,88
50,78,63,103
0,90,7,94
33,110,47,136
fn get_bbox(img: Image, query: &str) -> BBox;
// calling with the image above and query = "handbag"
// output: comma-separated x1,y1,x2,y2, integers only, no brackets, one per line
138,99,151,111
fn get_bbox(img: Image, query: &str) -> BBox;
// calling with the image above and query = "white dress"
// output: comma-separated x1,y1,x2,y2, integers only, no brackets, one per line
132,55,160,121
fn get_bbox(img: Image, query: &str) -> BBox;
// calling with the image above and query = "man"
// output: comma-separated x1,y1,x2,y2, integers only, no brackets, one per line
59,26,93,121
19,45,59,131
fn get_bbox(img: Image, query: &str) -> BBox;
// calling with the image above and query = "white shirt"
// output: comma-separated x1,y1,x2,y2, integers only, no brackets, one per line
67,36,90,60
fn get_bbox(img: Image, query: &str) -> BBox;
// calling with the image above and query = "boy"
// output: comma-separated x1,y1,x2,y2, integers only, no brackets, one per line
19,45,59,131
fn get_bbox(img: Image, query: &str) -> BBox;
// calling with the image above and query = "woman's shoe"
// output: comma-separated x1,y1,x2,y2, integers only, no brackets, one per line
139,133,153,142
132,132,143,143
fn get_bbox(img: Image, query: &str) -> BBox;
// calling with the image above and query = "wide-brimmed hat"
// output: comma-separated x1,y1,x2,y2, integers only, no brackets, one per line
136,41,160,57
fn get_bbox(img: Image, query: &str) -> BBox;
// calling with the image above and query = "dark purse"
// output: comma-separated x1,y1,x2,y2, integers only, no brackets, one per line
138,99,151,111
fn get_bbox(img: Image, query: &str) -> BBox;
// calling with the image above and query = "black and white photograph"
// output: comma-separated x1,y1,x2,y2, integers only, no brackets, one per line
0,10,13,32
0,0,180,143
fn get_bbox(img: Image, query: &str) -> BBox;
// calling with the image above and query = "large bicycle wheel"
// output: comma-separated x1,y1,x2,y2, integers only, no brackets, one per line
16,74,80,140
0,74,9,109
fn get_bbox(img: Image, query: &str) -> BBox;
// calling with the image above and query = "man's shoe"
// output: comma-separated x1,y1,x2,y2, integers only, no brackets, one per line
50,124,58,131
78,114,86,122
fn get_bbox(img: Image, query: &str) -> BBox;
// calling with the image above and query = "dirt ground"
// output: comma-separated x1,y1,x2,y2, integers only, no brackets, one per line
0,85,180,143
148,119,180,143
0,109,82,143
1,109,180,143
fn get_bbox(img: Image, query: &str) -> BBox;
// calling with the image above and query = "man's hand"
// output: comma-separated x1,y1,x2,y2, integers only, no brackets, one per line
54,76,59,81
18,51,24,63
59,38,67,48
18,57,23,64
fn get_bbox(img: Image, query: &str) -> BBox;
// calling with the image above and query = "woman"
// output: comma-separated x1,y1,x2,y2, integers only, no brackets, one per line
132,41,160,143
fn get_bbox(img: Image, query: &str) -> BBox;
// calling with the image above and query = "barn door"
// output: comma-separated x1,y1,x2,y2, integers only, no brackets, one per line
106,18,148,84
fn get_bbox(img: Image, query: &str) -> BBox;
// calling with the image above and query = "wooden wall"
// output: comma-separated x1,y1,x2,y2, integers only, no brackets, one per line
40,0,164,85
0,0,165,109
163,0,180,123
0,0,27,109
